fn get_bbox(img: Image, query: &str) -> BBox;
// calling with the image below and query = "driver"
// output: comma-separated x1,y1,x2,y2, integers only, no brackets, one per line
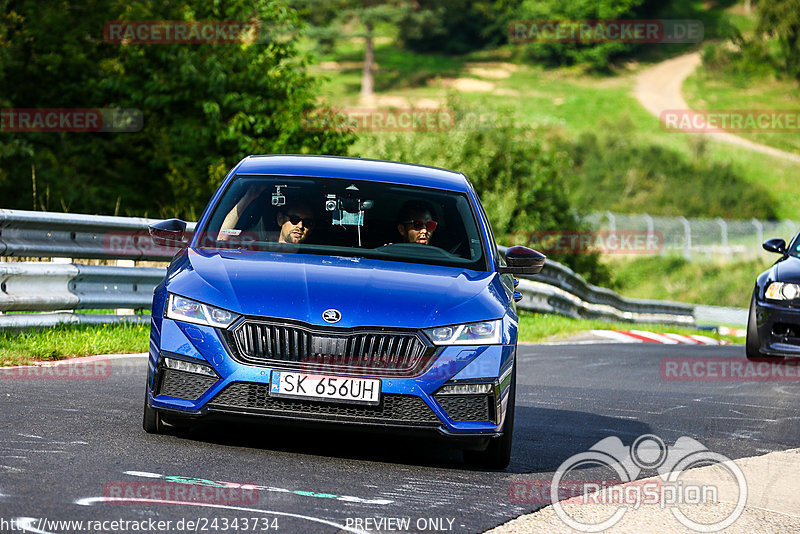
396,200,437,245
276,202,315,244
218,185,314,244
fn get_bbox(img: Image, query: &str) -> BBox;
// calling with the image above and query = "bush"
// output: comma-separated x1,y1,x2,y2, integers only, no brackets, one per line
397,0,520,55
559,118,778,219
516,0,647,71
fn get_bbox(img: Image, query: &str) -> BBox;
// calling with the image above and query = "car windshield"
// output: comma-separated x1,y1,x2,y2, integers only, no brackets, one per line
790,231,800,258
197,175,488,270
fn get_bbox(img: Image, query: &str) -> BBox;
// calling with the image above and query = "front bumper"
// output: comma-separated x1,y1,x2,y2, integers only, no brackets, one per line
146,318,516,437
755,300,800,356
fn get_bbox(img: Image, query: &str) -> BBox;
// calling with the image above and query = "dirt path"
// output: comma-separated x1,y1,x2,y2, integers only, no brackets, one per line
634,52,800,164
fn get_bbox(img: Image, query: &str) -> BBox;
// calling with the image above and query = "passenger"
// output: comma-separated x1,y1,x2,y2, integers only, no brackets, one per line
396,200,438,245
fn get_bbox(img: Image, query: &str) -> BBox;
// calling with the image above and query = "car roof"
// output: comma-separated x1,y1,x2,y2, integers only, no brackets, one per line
234,155,471,193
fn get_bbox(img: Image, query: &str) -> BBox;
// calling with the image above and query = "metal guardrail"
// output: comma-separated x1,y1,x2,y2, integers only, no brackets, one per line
0,209,696,329
0,208,194,260
0,263,164,312
499,246,695,326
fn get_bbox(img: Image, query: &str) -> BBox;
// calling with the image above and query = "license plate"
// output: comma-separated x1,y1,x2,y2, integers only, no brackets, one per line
269,371,381,406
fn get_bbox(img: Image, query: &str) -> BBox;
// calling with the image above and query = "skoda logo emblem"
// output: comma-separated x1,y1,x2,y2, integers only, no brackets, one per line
322,309,341,323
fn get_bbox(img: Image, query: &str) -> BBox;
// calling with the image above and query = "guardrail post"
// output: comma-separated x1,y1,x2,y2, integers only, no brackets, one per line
115,259,136,315
716,217,729,260
679,217,691,260
605,211,616,233
642,213,658,256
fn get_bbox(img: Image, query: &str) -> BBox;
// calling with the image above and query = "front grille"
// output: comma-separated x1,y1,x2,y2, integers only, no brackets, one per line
157,369,218,401
207,382,441,426
434,394,495,422
226,320,433,377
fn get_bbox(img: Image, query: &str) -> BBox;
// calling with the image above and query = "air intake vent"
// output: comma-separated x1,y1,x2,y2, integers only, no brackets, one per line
226,320,433,377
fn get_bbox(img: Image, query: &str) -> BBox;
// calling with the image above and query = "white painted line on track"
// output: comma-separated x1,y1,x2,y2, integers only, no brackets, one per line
589,330,641,343
73,497,371,534
628,330,680,344
661,332,699,344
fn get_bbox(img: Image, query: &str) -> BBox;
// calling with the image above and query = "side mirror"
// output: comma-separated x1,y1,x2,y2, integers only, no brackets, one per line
499,246,546,275
763,238,787,255
149,218,188,247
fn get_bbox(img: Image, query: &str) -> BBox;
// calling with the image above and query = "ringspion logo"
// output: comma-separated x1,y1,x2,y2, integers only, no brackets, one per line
538,434,747,532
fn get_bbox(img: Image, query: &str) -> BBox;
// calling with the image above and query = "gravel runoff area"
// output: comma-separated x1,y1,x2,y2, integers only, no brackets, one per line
487,448,800,533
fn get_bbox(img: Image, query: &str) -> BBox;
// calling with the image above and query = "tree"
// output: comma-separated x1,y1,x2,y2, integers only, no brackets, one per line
0,0,353,218
754,0,800,80
297,0,411,103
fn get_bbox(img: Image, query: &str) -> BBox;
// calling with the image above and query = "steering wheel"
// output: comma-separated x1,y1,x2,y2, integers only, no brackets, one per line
448,239,465,255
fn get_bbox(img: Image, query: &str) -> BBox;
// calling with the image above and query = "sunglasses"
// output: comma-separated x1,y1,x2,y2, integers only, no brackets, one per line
287,214,315,227
403,219,437,232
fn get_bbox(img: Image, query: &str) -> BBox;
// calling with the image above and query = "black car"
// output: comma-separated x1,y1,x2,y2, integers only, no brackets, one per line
747,232,800,360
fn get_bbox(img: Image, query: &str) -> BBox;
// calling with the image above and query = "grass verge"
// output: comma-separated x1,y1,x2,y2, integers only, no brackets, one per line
683,66,800,156
0,312,738,366
0,322,150,366
604,255,771,308
518,311,740,344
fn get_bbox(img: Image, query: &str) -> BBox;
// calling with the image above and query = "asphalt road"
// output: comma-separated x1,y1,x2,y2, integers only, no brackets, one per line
0,343,798,534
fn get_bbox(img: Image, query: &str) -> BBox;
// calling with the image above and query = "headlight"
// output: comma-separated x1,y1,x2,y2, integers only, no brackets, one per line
424,319,502,345
765,282,800,301
165,294,239,328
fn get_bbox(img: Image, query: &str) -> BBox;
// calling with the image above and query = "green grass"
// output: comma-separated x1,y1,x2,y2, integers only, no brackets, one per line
518,311,740,344
604,254,772,308
684,68,800,156
0,322,150,366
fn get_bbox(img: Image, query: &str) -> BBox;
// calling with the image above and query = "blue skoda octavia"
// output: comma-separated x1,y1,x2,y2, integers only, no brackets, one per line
144,155,544,468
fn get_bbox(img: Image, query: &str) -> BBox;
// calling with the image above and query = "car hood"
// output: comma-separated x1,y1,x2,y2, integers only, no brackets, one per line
773,255,800,284
165,249,508,328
